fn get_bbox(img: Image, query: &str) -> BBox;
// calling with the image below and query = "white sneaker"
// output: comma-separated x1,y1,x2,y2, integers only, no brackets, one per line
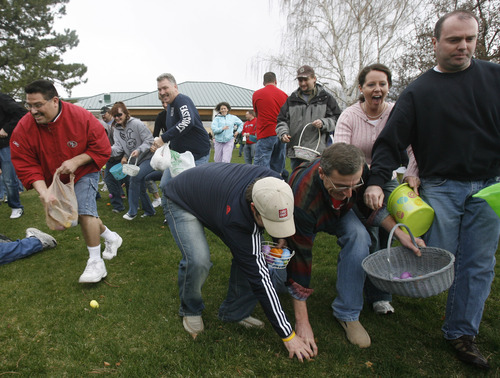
10,208,24,219
152,198,162,208
238,316,265,329
102,233,123,260
26,228,57,249
78,259,107,283
123,213,136,221
372,301,395,315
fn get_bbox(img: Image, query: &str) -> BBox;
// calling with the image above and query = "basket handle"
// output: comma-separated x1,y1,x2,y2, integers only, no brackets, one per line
297,123,321,151
386,223,418,279
127,156,139,165
127,150,147,165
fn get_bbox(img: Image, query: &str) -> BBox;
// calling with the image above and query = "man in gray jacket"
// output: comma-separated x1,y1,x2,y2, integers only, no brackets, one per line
276,65,341,172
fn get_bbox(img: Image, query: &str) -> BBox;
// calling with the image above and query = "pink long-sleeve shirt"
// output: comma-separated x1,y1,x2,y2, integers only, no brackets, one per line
333,101,418,177
333,102,394,166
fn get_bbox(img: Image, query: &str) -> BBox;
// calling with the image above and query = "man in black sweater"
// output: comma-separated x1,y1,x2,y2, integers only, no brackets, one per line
365,10,500,370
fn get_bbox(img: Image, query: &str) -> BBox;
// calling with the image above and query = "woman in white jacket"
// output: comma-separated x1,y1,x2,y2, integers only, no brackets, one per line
211,102,243,163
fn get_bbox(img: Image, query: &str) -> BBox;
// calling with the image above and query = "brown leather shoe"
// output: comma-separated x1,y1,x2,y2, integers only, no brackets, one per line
337,319,371,348
183,316,204,339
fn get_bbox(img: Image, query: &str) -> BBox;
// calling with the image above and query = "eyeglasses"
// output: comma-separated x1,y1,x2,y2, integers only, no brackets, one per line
324,175,364,192
24,100,48,110
113,113,123,118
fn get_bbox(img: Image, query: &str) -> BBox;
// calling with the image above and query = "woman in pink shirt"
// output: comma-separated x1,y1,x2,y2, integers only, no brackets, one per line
333,64,402,316
333,64,394,166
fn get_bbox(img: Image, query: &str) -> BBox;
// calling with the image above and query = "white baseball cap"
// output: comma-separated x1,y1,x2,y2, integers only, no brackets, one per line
252,177,295,238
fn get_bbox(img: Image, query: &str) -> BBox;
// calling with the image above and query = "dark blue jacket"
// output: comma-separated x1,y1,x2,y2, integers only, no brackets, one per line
166,163,293,338
158,93,210,160
0,93,27,149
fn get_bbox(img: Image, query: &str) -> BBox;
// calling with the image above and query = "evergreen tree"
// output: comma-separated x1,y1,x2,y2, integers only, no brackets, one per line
0,0,86,98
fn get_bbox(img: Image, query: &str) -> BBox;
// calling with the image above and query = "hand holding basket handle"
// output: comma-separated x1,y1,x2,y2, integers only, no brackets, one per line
292,123,321,161
362,222,456,298
387,223,425,257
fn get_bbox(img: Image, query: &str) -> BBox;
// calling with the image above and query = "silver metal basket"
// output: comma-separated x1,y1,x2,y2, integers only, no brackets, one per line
362,224,455,298
293,123,321,161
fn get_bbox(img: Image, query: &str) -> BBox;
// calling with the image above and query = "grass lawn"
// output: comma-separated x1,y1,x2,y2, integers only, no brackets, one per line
1,150,499,376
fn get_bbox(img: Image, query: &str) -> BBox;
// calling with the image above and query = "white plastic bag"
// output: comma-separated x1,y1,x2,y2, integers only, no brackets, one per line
169,150,195,177
150,142,171,171
45,172,79,230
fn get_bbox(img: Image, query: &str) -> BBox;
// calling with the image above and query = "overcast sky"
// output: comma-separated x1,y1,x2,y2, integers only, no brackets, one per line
54,0,290,98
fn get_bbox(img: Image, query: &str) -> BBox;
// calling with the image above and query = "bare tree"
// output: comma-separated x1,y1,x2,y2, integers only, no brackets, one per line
396,0,499,92
259,0,418,108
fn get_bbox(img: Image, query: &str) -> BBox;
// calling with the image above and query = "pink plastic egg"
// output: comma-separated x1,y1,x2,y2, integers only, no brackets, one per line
400,271,412,279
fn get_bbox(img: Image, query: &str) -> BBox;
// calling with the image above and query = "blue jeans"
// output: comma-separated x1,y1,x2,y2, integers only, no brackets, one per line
364,179,399,304
104,162,128,211
243,143,255,165
217,259,261,321
363,224,392,304
160,154,209,213
75,172,99,217
290,157,307,172
165,197,281,321
127,159,155,217
420,177,500,340
0,237,43,265
253,136,286,174
164,198,213,316
145,170,163,183
330,210,371,322
0,173,4,198
0,146,23,209
238,140,244,156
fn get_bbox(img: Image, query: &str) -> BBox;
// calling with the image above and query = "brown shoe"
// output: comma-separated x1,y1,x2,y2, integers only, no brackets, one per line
337,319,371,348
238,316,264,329
183,316,204,339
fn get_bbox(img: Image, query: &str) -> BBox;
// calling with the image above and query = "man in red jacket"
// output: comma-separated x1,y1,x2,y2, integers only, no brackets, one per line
252,72,288,174
10,80,122,284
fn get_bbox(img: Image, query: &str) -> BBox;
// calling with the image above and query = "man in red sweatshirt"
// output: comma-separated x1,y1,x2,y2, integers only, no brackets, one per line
252,72,288,174
11,79,122,284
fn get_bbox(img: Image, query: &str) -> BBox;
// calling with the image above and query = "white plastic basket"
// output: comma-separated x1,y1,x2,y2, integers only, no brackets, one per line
293,123,321,161
261,241,295,269
122,156,140,177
